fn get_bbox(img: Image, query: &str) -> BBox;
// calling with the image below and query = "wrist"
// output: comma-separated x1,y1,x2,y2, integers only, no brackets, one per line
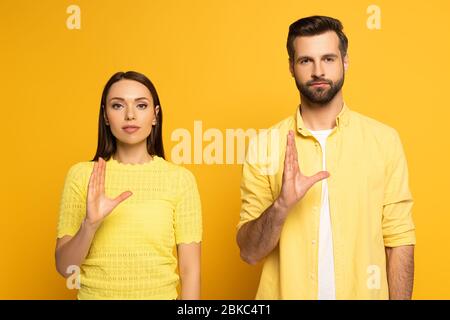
82,218,101,233
274,197,290,212
273,198,290,223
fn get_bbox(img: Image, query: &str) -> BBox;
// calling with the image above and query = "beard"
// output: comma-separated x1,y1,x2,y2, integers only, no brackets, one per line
295,73,345,105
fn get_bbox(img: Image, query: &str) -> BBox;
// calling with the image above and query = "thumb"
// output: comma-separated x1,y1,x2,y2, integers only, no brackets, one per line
305,171,330,189
112,191,133,207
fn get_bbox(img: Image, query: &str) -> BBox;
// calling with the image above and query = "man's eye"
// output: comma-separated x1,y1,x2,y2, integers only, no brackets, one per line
300,59,310,64
325,57,335,62
137,104,147,109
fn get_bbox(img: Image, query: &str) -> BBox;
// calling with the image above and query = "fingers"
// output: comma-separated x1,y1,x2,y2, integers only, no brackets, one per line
284,130,301,175
99,157,105,194
89,158,105,196
291,132,299,165
88,160,97,196
91,160,98,195
97,157,102,194
284,130,295,174
290,131,300,175
289,131,294,172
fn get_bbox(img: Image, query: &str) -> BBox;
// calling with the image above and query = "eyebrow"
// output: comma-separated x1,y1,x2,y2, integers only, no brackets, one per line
109,97,150,102
296,53,339,62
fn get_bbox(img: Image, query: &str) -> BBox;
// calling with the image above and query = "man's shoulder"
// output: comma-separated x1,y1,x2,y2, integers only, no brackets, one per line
268,114,296,132
245,114,295,145
349,109,399,139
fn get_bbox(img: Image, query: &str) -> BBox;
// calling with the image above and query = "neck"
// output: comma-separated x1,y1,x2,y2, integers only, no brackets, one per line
299,91,344,131
113,140,153,164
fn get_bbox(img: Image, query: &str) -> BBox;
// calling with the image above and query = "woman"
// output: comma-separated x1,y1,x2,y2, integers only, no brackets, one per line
55,71,202,300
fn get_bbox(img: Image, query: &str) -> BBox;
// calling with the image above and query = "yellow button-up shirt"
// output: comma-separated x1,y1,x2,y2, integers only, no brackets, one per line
238,104,416,299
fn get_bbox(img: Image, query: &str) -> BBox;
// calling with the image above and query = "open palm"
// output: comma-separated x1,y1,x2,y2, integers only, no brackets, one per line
86,157,133,228
278,130,330,211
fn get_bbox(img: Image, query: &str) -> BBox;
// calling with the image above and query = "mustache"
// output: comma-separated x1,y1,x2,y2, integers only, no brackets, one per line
306,78,333,86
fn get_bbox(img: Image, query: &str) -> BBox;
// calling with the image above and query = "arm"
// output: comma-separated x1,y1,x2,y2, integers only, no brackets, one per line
385,245,414,300
55,222,99,278
382,130,416,299
237,200,288,265
177,242,201,300
237,130,329,265
55,157,132,278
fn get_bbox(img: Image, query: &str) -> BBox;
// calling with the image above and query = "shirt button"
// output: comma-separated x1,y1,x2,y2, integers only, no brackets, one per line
310,273,315,280
312,240,317,245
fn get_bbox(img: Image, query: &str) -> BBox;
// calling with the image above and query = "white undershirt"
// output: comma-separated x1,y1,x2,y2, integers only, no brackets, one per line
309,129,336,300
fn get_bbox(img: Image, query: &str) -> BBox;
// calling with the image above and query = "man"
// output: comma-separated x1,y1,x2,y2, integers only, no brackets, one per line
237,16,415,300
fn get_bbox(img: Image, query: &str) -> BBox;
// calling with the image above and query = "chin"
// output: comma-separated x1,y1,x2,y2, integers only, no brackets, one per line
117,136,148,146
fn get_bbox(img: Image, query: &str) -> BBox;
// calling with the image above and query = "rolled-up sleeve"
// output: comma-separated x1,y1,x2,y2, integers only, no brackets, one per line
238,135,275,231
382,129,416,247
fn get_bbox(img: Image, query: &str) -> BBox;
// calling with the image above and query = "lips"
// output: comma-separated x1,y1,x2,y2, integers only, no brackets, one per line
122,126,140,133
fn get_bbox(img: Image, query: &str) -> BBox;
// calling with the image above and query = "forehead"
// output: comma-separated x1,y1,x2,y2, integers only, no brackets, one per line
293,31,341,58
107,79,152,100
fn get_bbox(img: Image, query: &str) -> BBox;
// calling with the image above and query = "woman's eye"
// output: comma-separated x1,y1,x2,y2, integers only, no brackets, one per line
137,104,148,109
112,104,123,109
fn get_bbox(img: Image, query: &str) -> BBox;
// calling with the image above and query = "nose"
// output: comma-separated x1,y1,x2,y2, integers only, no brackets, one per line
312,61,325,78
125,106,136,121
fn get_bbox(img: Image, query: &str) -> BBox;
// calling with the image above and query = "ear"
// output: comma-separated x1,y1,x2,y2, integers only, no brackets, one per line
288,58,295,77
343,54,349,72
153,105,160,125
102,105,110,125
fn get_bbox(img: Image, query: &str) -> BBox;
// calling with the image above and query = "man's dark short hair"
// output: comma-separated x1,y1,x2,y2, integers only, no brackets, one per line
287,15,348,62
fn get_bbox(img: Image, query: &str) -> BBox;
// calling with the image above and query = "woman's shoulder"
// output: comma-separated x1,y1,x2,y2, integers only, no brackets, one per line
155,156,197,182
65,161,94,180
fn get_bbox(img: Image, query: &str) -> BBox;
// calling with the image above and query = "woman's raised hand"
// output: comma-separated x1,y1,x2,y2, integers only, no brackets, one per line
85,157,133,229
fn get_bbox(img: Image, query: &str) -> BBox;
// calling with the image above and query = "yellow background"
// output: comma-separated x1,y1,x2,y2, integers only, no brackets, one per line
0,0,449,299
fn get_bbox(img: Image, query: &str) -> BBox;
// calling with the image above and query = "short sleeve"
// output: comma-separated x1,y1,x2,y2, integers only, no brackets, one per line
382,130,416,247
57,163,88,238
174,169,202,244
238,135,275,231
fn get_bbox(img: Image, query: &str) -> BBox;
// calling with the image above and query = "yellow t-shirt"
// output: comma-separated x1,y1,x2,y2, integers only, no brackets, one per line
238,104,416,299
57,155,202,299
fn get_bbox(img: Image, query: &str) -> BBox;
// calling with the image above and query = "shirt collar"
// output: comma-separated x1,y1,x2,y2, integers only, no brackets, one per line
296,102,350,136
